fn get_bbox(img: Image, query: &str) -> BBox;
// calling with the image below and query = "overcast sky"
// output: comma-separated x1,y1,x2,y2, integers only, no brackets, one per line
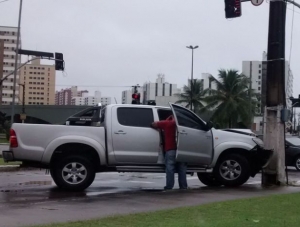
0,0,299,103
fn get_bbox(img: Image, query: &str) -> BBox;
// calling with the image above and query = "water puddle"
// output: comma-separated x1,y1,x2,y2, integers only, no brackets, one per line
18,181,52,186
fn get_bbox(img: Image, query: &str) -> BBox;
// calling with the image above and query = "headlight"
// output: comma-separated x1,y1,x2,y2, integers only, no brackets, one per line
253,138,264,147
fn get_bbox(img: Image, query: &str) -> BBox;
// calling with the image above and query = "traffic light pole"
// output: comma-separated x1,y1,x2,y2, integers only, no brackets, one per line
0,57,41,86
11,0,23,124
1,56,63,123
262,0,287,186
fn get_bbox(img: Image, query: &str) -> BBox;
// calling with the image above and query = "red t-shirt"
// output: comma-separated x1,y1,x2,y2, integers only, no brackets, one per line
156,119,177,152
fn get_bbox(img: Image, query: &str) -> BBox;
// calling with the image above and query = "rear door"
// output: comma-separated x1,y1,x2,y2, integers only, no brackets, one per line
170,104,213,165
111,106,160,164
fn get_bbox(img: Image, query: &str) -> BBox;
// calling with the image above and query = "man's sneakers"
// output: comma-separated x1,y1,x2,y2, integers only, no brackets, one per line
163,186,190,192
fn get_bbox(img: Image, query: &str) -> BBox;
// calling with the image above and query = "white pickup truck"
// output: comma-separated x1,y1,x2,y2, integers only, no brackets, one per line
2,104,272,191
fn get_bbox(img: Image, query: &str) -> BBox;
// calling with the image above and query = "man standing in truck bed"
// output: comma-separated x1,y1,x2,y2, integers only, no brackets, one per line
151,115,188,190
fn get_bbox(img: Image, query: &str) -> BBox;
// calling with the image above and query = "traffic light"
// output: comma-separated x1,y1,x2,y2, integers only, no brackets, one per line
55,52,64,71
224,0,241,19
132,93,140,104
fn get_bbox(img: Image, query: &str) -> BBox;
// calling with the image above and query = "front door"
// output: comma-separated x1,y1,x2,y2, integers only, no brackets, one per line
170,104,213,165
111,106,160,164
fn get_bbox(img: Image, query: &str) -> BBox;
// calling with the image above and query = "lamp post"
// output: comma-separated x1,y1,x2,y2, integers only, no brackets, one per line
186,45,198,111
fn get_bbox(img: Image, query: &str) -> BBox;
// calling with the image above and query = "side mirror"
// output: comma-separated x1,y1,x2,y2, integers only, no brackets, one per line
285,144,290,149
206,121,213,131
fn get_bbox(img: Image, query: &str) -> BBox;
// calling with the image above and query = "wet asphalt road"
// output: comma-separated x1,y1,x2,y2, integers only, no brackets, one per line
2,142,300,227
1,169,300,227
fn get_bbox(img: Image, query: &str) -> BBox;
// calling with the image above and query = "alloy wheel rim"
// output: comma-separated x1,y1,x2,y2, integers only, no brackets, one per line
62,162,87,185
296,159,300,170
219,160,242,181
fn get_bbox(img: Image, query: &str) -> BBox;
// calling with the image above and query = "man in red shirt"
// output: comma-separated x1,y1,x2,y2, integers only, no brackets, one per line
151,115,187,190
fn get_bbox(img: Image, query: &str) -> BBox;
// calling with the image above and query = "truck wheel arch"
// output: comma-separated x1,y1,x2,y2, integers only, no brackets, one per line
211,142,254,167
50,143,102,171
42,136,106,168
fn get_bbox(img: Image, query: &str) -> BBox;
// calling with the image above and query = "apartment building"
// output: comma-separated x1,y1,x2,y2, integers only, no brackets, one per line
55,86,88,105
121,87,143,104
0,26,21,105
121,75,181,106
242,54,293,112
19,58,55,105
242,52,294,132
71,91,112,106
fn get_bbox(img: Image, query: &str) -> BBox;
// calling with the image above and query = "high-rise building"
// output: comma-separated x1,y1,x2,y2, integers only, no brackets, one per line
71,91,112,106
143,75,180,106
242,55,293,112
19,57,56,105
121,75,180,106
121,87,143,104
0,26,21,105
55,86,88,105
242,51,294,132
200,73,217,91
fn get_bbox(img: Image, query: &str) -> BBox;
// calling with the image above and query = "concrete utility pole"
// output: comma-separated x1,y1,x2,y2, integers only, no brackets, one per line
262,0,287,185
0,39,4,107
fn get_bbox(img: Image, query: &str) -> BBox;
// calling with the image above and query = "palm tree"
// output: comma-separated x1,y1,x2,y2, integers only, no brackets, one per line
202,69,259,128
174,79,206,112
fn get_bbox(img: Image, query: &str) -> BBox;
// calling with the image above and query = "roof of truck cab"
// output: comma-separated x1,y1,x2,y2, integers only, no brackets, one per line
106,104,171,109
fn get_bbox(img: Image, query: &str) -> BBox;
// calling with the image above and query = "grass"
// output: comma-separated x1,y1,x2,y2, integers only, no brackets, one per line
0,138,8,143
0,158,21,166
31,192,300,227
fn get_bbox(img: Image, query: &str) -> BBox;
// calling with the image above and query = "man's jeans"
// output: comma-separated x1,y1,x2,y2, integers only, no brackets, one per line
164,150,188,189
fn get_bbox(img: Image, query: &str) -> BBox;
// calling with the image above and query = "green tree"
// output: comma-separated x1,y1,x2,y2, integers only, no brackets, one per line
174,79,206,112
202,69,259,128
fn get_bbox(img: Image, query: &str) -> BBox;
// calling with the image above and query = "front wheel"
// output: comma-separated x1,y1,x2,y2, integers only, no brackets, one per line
214,154,250,187
197,173,222,187
51,155,96,191
294,156,300,171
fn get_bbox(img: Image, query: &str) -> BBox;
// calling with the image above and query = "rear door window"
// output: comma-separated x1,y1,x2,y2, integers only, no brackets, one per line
157,109,173,121
117,107,154,127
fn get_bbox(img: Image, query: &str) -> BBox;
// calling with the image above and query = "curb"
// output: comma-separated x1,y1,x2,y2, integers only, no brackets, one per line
0,143,9,145
0,165,38,172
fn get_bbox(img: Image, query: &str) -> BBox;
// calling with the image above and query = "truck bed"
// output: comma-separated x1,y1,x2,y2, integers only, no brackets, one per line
9,124,105,163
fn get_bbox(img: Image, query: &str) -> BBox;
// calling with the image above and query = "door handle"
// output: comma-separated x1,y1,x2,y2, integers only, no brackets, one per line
114,130,126,134
179,131,187,135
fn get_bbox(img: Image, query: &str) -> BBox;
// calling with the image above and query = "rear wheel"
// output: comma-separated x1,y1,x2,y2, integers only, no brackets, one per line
214,154,250,187
51,155,96,191
197,173,222,187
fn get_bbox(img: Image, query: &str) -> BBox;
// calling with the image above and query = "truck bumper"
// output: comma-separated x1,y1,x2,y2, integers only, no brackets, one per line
2,150,15,162
249,146,273,177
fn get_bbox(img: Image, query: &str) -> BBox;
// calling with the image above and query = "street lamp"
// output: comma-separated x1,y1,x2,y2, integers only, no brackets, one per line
186,45,198,111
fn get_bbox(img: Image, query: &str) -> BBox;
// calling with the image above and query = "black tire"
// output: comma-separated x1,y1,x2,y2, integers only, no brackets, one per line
51,155,96,191
214,154,250,187
294,156,300,171
197,173,222,187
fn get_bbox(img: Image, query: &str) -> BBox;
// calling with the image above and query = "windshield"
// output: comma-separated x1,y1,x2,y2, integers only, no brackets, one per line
286,137,300,146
